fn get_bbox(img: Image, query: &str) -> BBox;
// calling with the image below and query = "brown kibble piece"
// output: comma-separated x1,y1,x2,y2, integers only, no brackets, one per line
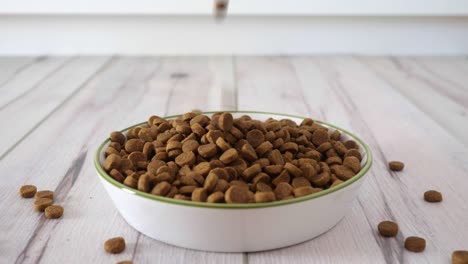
104,154,122,172
181,172,204,186
256,182,273,192
256,141,273,157
292,177,311,188
165,186,178,198
344,140,359,150
246,129,265,148
332,141,348,156
301,163,317,181
404,236,426,252
128,151,146,167
123,176,138,188
284,162,303,178
272,170,290,186
214,179,229,193
193,162,211,176
254,192,276,203
35,190,54,200
345,149,362,161
241,143,258,161
34,198,53,211
293,186,321,197
330,179,343,187
179,185,197,195
192,188,208,202
326,156,342,165
45,205,64,219
198,144,218,158
242,164,262,181
219,113,234,131
216,137,231,151
19,185,37,198
330,130,341,140
182,139,199,153
110,169,125,183
219,148,239,164
225,185,250,203
151,181,172,196
274,182,293,200
117,261,133,264
317,142,332,153
137,173,151,193
312,129,329,146
424,190,443,203
174,194,191,201
110,131,126,145
125,139,144,153
207,192,225,203
332,165,355,181
310,172,330,187
377,221,398,237
264,165,283,175
389,161,404,171
452,250,468,264
268,149,285,166
343,156,361,173
175,151,196,167
104,237,126,254
204,172,219,192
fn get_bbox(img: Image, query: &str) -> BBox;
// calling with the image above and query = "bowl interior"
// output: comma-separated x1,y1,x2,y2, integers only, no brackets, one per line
95,111,373,209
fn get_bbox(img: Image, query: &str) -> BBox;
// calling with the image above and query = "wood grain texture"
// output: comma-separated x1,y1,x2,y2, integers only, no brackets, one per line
0,57,38,87
0,57,241,264
358,56,468,146
1,56,467,264
0,56,110,159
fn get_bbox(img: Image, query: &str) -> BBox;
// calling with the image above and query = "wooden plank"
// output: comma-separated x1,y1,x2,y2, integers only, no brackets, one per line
0,56,109,159
358,57,468,146
130,56,241,264
0,57,72,108
235,56,310,115
236,56,468,264
411,57,468,91
0,57,241,263
0,56,38,86
291,56,467,263
234,56,386,264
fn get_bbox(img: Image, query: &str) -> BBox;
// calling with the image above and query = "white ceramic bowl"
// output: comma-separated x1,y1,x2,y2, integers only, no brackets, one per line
95,111,372,252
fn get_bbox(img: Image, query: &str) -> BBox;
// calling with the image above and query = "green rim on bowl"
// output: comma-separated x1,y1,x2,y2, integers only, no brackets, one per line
94,111,373,209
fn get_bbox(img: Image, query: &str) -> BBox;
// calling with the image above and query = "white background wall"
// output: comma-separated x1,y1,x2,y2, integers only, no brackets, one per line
1,0,468,55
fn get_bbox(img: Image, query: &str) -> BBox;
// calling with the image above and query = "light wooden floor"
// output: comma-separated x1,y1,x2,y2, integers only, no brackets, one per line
1,56,467,264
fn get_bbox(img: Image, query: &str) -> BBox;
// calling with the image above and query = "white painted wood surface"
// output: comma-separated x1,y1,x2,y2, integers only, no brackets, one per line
0,56,467,264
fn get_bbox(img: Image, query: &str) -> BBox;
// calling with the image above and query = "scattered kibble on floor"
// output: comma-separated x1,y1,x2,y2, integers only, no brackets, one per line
388,161,404,171
424,190,443,203
452,250,468,264
104,237,126,254
377,221,399,237
404,236,426,252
